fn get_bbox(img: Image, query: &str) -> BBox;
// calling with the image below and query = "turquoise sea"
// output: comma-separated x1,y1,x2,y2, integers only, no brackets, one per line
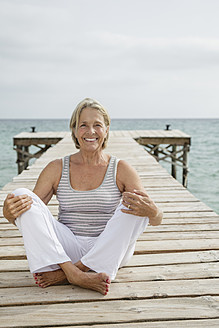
0,118,218,214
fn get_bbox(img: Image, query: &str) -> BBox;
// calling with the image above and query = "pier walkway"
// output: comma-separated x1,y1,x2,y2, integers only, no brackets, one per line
0,131,219,327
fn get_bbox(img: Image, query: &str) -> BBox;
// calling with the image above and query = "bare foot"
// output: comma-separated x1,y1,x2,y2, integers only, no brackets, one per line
33,261,88,288
69,271,110,295
60,262,111,295
33,269,67,288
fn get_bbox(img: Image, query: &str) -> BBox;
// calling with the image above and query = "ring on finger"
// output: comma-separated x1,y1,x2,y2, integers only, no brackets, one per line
128,204,131,209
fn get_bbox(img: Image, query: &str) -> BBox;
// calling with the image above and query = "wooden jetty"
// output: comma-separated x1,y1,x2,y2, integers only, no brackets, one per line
0,130,219,327
13,131,68,174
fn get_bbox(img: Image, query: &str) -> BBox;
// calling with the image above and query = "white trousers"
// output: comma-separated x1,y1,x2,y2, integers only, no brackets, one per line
14,188,149,280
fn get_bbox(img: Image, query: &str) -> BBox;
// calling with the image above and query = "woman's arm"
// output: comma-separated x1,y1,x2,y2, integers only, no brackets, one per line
32,159,62,203
3,159,62,224
116,160,163,226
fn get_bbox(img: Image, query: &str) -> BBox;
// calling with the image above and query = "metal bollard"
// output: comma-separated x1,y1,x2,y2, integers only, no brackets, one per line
31,126,36,133
165,124,171,131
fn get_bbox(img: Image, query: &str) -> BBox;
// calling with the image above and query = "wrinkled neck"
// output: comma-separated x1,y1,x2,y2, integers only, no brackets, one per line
78,149,107,166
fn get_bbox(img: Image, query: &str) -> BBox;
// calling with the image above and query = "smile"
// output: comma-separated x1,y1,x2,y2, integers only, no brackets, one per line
84,138,98,142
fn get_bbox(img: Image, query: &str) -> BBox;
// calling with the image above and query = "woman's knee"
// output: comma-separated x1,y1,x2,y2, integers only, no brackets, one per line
12,188,33,197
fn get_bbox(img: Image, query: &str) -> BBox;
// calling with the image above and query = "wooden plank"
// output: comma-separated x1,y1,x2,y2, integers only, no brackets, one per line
0,192,202,204
1,238,219,260
0,262,218,287
1,182,186,192
0,230,21,237
146,223,219,232
0,223,18,230
2,200,212,217
2,230,219,246
112,129,191,139
2,222,219,236
0,297,218,327
128,250,219,267
140,177,183,187
115,262,219,282
13,132,68,146
164,212,217,218
149,196,200,202
1,215,219,225
0,246,26,259
13,132,68,139
153,217,219,224
1,183,35,191
158,202,214,211
138,231,219,240
1,199,215,217
3,229,219,242
1,250,218,272
8,169,170,180
48,319,219,328
0,271,34,287
0,237,23,246
37,201,214,213
0,259,28,271
135,239,219,253
137,136,190,145
0,279,218,307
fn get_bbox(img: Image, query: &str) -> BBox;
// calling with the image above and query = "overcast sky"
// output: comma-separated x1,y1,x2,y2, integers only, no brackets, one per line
1,0,219,119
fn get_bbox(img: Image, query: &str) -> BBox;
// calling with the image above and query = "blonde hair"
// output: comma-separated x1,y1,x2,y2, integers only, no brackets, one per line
70,98,111,149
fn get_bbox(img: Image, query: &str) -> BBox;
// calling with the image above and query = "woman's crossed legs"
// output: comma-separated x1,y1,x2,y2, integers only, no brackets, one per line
14,188,148,295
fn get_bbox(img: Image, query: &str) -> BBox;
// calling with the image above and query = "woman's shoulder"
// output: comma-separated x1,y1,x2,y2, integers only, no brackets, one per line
38,159,63,183
45,158,62,171
117,159,135,172
116,159,142,192
33,158,64,201
117,159,139,180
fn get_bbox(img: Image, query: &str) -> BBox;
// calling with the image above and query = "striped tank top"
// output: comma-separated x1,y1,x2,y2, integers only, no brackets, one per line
56,155,122,237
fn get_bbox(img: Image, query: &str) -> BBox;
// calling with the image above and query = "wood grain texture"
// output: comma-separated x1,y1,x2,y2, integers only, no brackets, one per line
0,297,218,327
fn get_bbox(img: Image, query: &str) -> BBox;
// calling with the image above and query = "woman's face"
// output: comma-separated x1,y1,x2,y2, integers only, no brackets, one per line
75,107,109,152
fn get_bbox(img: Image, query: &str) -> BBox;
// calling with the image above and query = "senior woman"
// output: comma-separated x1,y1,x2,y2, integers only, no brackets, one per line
3,98,163,296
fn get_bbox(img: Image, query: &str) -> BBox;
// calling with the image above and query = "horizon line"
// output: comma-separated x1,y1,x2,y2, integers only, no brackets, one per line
0,117,219,120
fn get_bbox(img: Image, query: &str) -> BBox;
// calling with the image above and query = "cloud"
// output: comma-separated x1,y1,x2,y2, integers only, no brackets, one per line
0,0,219,118
94,31,219,70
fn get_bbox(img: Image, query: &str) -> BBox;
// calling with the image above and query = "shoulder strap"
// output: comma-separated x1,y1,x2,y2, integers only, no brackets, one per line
60,155,70,183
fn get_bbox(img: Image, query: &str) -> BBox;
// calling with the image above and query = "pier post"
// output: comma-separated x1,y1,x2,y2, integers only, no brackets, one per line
16,146,24,174
16,145,31,174
171,145,177,179
153,145,159,161
182,144,189,188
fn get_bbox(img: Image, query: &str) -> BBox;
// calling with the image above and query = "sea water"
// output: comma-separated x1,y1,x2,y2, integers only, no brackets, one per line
0,118,218,214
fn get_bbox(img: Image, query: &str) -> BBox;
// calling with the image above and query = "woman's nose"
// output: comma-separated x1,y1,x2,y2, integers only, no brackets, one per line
88,126,95,134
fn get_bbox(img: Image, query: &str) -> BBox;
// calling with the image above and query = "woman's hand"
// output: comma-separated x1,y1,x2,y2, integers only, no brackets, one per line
3,193,33,225
122,190,163,226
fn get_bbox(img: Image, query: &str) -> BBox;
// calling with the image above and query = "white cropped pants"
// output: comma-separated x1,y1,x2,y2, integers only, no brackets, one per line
14,188,149,280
